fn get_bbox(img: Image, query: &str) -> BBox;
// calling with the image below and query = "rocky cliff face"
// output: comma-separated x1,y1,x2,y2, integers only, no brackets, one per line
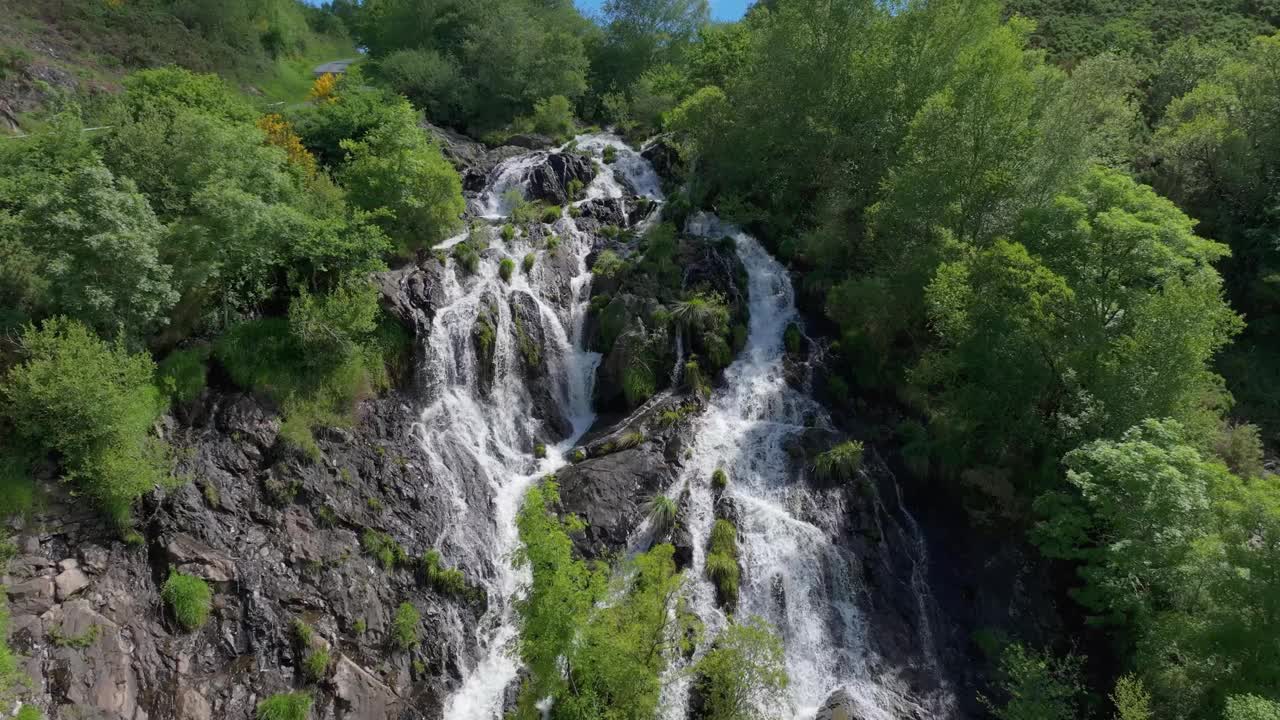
4,386,487,720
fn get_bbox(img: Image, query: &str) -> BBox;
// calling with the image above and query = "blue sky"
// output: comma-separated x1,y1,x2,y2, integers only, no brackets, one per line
575,0,750,22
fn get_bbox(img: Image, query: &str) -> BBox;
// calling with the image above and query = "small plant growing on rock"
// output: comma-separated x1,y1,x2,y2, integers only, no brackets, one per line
615,431,644,450
542,205,562,223
659,409,682,427
645,494,678,535
501,224,516,241
572,448,586,463
534,443,547,459
567,178,585,199
711,468,728,491
499,257,516,282
813,440,865,483
547,233,561,248
257,692,311,720
602,145,618,164
361,529,406,570
451,241,480,275
304,646,330,682
393,602,420,650
162,570,212,631
523,253,536,273
422,550,470,596
568,205,582,218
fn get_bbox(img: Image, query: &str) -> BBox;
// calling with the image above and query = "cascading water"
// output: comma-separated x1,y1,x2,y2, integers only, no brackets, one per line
426,134,942,720
428,134,661,720
661,215,942,720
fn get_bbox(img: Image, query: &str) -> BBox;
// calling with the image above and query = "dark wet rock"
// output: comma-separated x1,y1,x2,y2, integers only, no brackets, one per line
509,291,573,438
577,198,629,227
505,133,556,150
641,135,682,184
526,153,596,205
816,689,867,720
473,292,501,396
375,259,448,336
556,444,675,558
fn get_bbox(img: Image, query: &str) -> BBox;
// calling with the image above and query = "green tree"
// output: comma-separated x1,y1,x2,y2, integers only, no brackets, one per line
980,643,1085,720
1033,420,1226,625
1,318,169,523
340,106,464,252
692,616,789,720
16,164,176,340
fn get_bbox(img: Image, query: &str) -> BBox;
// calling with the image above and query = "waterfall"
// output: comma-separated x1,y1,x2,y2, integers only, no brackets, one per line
663,215,931,720
431,135,660,720
427,137,944,720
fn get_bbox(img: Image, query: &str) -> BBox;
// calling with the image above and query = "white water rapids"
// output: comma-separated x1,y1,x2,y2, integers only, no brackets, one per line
420,137,943,719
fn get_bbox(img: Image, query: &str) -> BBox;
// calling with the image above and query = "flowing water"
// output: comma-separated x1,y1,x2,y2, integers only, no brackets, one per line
429,138,942,719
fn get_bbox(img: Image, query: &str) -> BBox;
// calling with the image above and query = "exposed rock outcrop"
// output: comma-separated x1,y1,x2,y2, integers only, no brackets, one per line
555,443,676,558
525,153,595,205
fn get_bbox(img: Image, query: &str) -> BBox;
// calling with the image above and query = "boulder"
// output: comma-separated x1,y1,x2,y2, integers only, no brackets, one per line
332,655,394,719
505,133,556,150
556,444,675,557
526,153,596,205
816,689,868,720
42,600,139,720
54,567,90,601
641,135,682,183
8,576,56,615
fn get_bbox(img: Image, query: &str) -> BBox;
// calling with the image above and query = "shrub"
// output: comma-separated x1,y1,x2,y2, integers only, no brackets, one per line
157,346,210,404
393,602,420,650
162,570,212,631
523,253,536,273
980,643,1084,720
534,443,547,459
452,242,481,275
541,205,562,224
645,494,678,535
592,250,626,279
499,257,516,282
692,616,788,720
502,224,516,241
813,441,865,483
711,469,728,491
257,692,312,720
2,318,170,525
602,145,618,164
531,95,576,140
361,529,406,570
705,520,740,610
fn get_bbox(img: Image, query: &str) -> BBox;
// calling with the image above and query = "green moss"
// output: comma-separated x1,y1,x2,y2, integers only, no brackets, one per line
534,443,547,459
162,570,212,631
711,468,728,491
48,622,100,648
257,692,312,720
393,602,421,650
572,448,587,462
353,618,367,635
705,519,740,610
514,314,541,368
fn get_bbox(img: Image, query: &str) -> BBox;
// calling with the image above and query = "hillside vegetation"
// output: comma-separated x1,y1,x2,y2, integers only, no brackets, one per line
1,1,1279,720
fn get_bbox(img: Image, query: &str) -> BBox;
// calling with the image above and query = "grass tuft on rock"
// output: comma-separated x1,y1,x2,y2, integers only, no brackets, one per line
813,440,865,483
257,692,312,720
162,570,212,631
393,601,421,650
